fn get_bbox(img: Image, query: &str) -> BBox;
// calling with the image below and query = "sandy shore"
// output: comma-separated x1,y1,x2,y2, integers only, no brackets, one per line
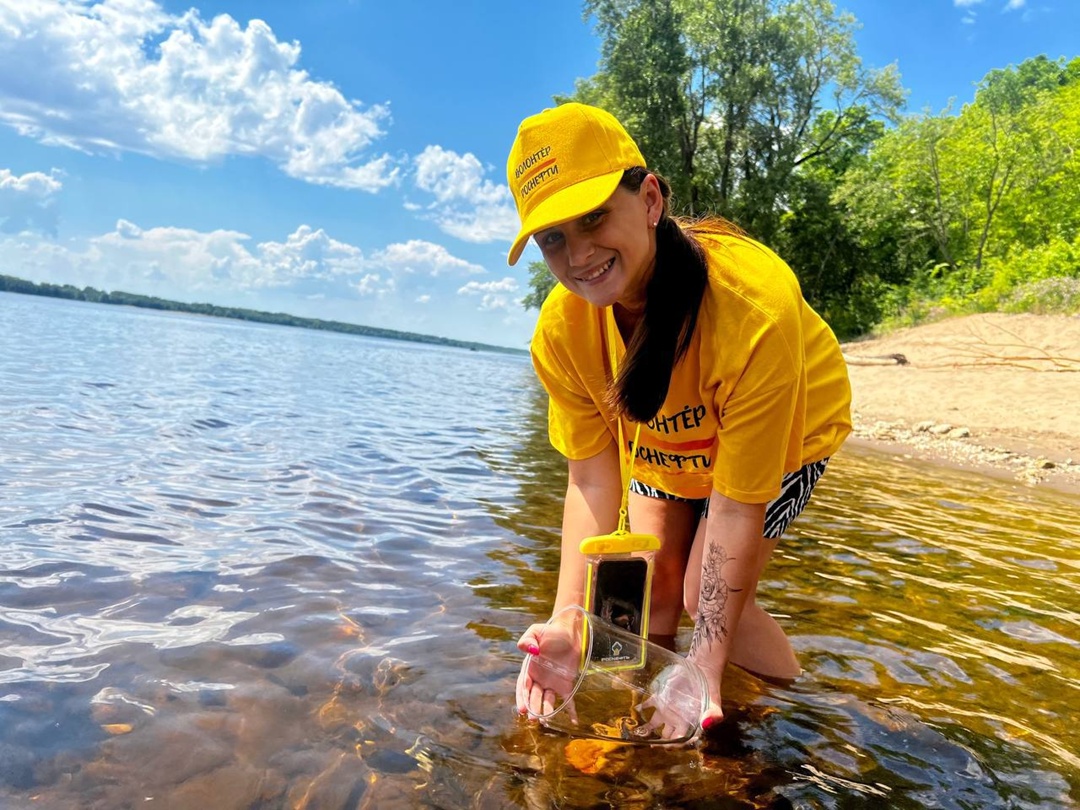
840,312,1080,495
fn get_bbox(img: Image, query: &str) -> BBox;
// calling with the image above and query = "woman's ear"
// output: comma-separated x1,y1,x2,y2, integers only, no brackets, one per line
642,173,665,226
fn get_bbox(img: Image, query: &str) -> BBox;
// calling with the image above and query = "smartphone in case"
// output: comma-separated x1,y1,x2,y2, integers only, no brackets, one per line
587,557,650,669
595,558,648,634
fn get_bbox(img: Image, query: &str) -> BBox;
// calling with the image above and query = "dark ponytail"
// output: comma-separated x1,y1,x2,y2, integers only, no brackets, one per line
609,168,742,423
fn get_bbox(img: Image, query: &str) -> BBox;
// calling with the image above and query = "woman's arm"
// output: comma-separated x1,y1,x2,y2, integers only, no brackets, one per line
515,439,623,715
516,439,622,655
550,439,623,612
687,491,767,722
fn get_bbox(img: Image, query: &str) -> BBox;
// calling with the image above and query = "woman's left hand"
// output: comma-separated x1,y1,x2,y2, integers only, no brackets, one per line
515,620,582,721
634,663,711,743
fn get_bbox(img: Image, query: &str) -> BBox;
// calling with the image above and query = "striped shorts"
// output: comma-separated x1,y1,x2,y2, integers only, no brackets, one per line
627,458,830,540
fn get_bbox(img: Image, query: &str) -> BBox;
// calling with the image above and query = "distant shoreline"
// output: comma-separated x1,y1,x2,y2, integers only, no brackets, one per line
0,276,527,356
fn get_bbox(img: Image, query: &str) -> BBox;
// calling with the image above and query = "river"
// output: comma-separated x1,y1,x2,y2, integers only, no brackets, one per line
1,292,1077,808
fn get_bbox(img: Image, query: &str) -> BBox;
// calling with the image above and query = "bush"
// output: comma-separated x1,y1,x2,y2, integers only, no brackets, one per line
1002,276,1080,315
975,234,1080,310
872,261,986,332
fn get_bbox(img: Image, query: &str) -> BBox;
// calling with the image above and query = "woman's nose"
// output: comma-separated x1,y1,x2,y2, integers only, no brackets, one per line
565,231,595,268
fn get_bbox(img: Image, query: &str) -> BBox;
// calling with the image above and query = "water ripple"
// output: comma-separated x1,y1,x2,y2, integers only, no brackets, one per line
1,295,1078,808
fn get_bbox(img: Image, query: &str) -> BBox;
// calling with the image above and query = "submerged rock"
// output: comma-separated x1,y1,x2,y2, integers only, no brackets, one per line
0,742,36,789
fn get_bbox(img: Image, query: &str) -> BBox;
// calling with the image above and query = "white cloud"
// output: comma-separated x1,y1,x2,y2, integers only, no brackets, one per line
356,272,393,297
87,219,263,288
433,203,522,244
369,239,484,276
458,277,520,294
3,219,489,299
0,0,397,190
256,225,365,287
0,168,63,235
411,145,519,243
0,169,62,198
457,276,521,311
2,221,536,345
5,219,369,294
953,0,984,7
1003,0,1025,10
414,145,505,205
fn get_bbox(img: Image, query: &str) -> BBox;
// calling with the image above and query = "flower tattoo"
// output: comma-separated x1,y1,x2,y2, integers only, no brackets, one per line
690,544,743,656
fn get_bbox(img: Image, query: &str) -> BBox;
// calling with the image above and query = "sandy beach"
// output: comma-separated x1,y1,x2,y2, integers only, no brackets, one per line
841,312,1080,495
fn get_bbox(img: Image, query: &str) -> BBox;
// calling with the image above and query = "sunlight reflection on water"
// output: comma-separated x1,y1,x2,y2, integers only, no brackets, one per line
1,293,1078,808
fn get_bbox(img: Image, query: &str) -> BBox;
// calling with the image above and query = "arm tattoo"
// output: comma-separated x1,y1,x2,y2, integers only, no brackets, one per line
689,544,743,657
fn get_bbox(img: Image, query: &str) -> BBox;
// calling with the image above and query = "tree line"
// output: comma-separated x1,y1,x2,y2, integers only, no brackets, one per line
522,0,1080,338
0,274,526,356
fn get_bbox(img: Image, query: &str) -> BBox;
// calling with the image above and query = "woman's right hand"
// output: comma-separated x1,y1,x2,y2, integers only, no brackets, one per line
515,618,583,721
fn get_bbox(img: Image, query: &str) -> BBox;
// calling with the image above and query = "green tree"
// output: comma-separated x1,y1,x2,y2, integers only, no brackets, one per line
572,0,694,209
525,0,903,315
976,54,1074,115
579,0,903,238
775,110,896,337
520,260,557,310
834,55,1080,321
974,59,1080,257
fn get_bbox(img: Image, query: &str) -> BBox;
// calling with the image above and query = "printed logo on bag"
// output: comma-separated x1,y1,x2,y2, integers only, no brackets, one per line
600,640,631,663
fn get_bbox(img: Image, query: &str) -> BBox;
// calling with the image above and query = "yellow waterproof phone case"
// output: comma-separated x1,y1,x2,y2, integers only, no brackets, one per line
581,532,660,671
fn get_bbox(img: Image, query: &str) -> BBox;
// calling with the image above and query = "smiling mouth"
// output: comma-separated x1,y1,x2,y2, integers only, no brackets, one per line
576,257,614,283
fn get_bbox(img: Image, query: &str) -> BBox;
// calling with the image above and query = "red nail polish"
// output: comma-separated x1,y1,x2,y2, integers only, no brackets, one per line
527,645,540,655
701,716,716,730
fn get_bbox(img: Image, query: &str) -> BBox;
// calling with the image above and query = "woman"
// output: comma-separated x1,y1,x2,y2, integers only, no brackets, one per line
509,102,851,732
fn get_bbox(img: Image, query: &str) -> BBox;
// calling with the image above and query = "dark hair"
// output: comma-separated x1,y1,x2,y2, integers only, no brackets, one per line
609,168,743,423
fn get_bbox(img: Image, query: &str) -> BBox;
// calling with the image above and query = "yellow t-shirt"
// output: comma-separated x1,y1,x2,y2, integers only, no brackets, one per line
530,233,852,503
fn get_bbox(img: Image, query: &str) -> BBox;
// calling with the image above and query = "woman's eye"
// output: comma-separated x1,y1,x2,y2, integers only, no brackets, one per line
582,211,604,226
539,232,563,248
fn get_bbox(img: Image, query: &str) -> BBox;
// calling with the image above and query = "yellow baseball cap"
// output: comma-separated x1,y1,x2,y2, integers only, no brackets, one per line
505,102,646,266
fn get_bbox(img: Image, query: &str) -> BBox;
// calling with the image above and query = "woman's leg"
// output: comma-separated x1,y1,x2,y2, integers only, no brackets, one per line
626,489,698,637
725,538,800,681
684,460,830,680
684,521,800,680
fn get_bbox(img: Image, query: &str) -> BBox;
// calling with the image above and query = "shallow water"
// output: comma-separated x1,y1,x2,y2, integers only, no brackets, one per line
2,292,1078,809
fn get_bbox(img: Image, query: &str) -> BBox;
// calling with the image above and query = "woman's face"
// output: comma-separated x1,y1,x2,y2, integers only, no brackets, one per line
533,175,663,311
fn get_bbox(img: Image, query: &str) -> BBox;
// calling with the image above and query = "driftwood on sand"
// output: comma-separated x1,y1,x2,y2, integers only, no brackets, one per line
843,353,908,366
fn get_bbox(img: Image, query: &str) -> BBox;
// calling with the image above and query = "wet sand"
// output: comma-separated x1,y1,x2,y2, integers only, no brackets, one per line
841,312,1080,495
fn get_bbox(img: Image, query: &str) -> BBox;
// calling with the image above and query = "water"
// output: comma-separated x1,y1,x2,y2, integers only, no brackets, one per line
1,292,1078,809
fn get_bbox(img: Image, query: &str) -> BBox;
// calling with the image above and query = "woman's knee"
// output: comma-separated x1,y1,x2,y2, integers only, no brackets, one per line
653,549,687,595
627,493,696,622
649,557,688,632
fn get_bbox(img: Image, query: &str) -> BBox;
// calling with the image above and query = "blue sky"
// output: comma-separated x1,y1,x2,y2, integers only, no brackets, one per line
1,0,1076,349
